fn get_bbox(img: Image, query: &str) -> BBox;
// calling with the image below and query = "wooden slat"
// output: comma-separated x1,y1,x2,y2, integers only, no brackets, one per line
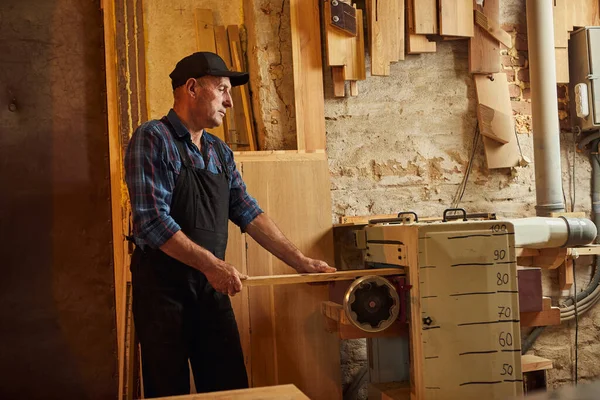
214,25,236,145
553,0,568,48
521,355,553,373
152,384,310,400
226,219,251,378
349,8,367,80
558,259,574,290
478,104,512,144
469,0,500,74
407,0,437,54
290,0,326,151
367,0,390,75
398,0,406,60
388,0,400,62
413,0,437,34
542,297,552,311
332,66,346,97
228,25,256,151
440,0,474,37
243,158,341,400
520,307,561,327
556,47,569,84
474,73,520,169
243,268,405,287
194,9,225,142
571,0,600,28
474,10,511,48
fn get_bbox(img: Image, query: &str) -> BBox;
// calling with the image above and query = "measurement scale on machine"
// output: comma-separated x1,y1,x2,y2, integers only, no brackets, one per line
418,221,523,399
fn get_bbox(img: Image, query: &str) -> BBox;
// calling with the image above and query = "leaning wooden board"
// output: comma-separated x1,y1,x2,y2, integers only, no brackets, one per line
474,73,521,169
226,153,342,400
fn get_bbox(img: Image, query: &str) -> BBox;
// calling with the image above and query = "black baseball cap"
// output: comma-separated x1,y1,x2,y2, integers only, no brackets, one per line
169,52,249,90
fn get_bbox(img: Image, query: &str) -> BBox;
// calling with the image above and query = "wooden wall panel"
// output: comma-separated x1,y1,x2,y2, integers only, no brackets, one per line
238,155,342,400
0,0,118,398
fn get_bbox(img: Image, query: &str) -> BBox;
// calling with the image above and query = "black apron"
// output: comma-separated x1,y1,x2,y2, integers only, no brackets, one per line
130,127,248,398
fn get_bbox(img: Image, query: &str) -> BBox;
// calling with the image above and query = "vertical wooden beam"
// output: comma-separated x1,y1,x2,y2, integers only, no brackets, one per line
290,0,326,151
101,0,126,398
469,0,500,74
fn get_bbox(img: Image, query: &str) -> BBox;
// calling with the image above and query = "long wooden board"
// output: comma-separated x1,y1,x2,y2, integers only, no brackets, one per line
242,157,342,400
553,0,568,48
571,0,600,28
242,268,405,287
194,9,225,141
469,0,500,74
290,0,327,150
440,0,474,37
367,0,390,75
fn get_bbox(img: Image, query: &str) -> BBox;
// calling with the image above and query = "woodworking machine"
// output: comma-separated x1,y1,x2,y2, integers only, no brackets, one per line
333,210,597,400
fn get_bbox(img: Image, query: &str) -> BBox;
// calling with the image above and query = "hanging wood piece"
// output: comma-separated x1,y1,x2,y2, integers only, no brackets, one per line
329,0,357,36
477,104,512,144
469,0,500,74
440,0,474,37
474,73,521,169
413,0,437,34
407,0,437,54
474,9,511,48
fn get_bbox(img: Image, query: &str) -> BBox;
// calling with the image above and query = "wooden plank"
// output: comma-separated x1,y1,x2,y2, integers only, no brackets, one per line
440,0,474,37
398,0,406,60
521,355,553,373
290,0,327,151
243,158,341,400
101,1,128,398
413,0,437,34
558,259,574,290
571,0,600,28
367,0,390,76
469,0,500,74
406,0,437,54
531,247,568,269
226,220,251,378
152,384,310,400
324,1,349,67
477,104,512,144
349,8,367,79
520,307,561,327
214,25,236,145
243,268,405,287
194,9,216,52
556,47,569,84
474,73,521,169
194,9,225,142
474,9,511,48
566,0,574,32
350,80,359,96
388,0,400,62
553,0,568,48
332,66,346,97
228,27,256,151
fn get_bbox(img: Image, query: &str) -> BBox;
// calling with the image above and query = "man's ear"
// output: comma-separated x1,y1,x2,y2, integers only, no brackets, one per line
185,78,198,98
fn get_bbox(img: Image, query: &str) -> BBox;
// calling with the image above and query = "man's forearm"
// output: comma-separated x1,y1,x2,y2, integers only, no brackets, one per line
159,230,218,273
244,213,305,270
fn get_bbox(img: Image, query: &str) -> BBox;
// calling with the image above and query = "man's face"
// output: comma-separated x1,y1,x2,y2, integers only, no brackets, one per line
192,76,233,129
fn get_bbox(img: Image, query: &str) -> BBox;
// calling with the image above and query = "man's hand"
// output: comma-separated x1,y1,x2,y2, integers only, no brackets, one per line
293,257,337,274
203,261,248,296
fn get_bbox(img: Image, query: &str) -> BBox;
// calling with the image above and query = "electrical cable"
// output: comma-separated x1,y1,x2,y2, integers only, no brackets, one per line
451,122,480,210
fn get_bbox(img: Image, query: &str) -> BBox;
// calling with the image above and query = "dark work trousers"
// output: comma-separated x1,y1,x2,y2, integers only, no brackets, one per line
131,132,248,398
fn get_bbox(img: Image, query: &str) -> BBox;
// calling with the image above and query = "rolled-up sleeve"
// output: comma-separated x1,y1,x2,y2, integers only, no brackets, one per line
125,124,181,249
224,148,263,231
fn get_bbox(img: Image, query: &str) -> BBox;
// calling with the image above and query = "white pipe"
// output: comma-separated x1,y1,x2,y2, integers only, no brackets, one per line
509,217,597,248
526,0,565,216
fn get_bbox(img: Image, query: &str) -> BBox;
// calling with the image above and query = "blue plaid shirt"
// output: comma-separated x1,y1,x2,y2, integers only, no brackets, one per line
125,109,263,250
